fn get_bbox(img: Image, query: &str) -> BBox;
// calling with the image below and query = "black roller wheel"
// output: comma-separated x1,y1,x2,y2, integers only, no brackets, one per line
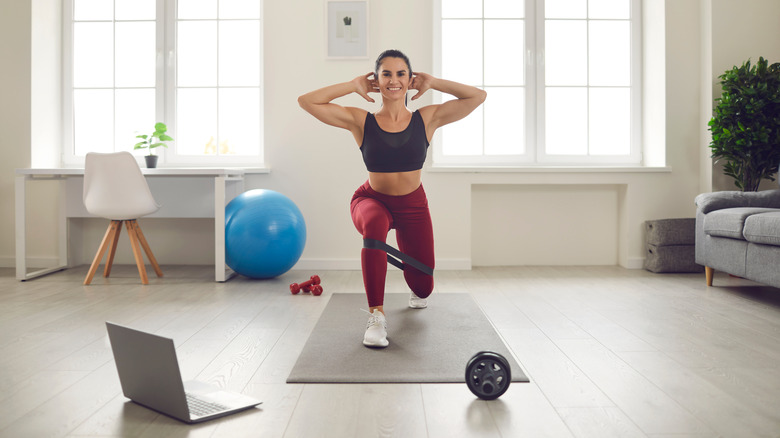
465,351,511,400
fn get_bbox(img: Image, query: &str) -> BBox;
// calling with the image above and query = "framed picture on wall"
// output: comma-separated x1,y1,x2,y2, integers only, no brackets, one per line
326,0,369,59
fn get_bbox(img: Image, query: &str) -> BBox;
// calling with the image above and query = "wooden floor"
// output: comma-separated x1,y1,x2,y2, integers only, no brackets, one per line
2,265,780,438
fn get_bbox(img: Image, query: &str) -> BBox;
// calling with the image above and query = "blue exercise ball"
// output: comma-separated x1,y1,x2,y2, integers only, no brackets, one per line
225,189,306,279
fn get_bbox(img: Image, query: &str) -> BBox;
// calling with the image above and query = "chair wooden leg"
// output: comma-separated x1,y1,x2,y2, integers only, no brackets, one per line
705,266,714,286
103,220,123,278
84,220,120,285
132,220,163,278
125,220,149,285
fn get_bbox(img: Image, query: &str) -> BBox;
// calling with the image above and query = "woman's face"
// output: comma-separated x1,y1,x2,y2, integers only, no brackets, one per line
376,57,411,101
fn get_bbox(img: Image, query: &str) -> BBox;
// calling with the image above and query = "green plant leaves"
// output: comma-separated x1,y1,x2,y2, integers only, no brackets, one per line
134,122,174,154
709,56,780,191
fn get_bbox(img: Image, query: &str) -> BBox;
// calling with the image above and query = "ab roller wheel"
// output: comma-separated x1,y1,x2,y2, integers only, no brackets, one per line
465,351,511,400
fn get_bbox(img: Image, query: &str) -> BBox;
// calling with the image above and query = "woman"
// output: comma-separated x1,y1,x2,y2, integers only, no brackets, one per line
298,49,485,348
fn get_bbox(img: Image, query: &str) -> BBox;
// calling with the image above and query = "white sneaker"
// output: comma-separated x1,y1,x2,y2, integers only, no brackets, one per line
363,309,388,348
409,292,428,309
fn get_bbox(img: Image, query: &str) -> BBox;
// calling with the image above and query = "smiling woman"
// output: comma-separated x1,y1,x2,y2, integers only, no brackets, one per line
374,49,414,106
297,49,486,349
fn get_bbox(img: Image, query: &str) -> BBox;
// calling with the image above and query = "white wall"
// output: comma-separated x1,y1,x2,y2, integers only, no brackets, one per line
472,184,620,266
699,0,713,194
2,0,779,272
1,0,32,266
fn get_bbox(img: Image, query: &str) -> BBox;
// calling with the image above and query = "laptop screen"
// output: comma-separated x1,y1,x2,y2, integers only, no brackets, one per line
106,322,191,420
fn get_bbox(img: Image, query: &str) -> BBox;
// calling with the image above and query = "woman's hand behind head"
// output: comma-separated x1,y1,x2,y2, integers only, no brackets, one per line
409,72,434,101
352,72,379,103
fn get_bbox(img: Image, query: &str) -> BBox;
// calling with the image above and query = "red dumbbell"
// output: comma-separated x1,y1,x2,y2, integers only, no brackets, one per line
297,283,323,295
290,275,322,295
299,283,322,294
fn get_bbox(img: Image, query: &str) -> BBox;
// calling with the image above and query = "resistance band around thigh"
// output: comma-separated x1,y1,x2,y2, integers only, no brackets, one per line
363,238,434,277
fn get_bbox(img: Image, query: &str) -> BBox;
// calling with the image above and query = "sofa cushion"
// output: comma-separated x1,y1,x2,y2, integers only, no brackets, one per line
703,208,778,239
744,212,780,246
695,189,780,214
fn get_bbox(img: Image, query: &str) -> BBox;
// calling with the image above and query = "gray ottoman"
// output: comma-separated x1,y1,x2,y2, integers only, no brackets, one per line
643,218,704,273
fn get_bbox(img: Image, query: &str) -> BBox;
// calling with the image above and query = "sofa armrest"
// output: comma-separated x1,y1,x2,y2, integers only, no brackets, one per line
695,189,780,214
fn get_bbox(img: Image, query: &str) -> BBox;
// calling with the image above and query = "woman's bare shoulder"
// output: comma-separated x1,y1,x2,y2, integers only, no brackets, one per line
347,107,370,124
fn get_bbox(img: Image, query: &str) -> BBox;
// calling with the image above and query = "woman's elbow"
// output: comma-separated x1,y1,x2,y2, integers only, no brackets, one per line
298,96,318,115
477,89,487,104
297,95,309,110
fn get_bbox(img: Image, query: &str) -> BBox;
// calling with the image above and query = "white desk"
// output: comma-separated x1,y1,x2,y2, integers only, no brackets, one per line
15,167,266,282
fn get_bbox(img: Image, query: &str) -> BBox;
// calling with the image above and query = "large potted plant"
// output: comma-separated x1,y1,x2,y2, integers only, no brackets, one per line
708,57,780,191
134,122,174,168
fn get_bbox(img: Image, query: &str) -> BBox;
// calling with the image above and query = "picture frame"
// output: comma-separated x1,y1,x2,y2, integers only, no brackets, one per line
326,0,369,59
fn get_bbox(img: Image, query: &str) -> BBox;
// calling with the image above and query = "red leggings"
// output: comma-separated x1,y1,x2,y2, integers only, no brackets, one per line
350,181,435,307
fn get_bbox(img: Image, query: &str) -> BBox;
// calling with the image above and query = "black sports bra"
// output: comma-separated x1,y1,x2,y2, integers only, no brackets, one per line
360,110,429,173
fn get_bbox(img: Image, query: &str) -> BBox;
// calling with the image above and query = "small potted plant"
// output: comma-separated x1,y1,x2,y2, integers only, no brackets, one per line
134,122,174,168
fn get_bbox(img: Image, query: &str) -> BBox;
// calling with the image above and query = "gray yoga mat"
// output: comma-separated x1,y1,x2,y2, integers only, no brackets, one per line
287,293,529,383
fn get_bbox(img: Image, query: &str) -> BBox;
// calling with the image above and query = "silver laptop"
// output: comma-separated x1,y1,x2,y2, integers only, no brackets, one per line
106,322,262,423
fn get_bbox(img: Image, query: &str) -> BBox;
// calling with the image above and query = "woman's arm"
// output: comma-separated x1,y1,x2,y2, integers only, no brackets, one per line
297,73,375,134
411,73,487,134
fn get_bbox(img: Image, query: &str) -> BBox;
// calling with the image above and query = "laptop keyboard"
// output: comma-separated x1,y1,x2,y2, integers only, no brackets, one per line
186,393,229,417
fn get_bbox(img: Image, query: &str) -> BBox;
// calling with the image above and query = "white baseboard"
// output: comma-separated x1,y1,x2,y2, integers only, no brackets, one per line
2,256,641,271
0,256,60,269
292,258,472,271
623,257,645,270
292,258,360,271
436,258,472,270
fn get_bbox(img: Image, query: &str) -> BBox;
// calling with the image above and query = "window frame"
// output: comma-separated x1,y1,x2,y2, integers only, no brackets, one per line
61,0,265,167
432,0,642,168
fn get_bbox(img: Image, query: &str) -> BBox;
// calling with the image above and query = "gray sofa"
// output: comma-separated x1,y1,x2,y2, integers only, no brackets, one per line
695,189,780,288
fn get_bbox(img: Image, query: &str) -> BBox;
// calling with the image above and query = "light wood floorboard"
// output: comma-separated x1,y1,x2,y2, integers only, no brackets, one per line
0,265,779,437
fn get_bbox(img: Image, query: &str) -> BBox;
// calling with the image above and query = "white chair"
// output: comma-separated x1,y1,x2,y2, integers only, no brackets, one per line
83,151,163,285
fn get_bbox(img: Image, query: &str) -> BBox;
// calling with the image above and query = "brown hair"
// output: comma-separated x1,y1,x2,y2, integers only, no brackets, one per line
374,49,413,77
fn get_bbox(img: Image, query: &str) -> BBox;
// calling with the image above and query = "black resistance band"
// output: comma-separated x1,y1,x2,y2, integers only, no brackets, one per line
363,238,434,276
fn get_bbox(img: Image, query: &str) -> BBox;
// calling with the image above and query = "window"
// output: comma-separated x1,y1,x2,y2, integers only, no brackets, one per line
63,0,264,166
434,0,641,167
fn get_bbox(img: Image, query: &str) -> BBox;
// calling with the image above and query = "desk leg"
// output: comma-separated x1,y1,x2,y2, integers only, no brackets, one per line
58,178,69,269
15,175,27,280
16,175,68,281
215,176,227,282
215,176,244,282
